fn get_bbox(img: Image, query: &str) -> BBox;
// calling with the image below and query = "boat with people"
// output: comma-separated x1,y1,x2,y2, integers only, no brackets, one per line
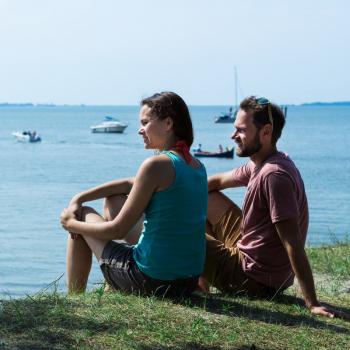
194,146,234,159
214,66,239,124
12,131,41,143
90,116,128,133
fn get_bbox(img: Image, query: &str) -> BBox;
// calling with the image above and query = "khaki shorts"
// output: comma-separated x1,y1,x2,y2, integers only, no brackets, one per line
203,202,279,297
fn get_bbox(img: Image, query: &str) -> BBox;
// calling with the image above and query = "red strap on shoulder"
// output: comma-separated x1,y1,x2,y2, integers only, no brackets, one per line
175,140,192,164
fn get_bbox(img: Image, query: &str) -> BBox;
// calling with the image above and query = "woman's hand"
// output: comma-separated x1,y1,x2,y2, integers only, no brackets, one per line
66,198,83,239
60,208,76,232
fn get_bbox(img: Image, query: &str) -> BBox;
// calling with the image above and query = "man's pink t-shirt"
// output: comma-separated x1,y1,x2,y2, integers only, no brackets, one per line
234,152,309,288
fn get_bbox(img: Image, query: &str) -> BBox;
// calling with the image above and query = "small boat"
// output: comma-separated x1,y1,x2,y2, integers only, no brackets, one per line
90,116,128,133
214,109,236,124
194,147,234,159
12,131,41,143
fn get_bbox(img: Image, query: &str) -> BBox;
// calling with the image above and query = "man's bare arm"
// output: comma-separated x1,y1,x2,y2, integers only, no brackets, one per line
275,218,349,319
208,171,237,192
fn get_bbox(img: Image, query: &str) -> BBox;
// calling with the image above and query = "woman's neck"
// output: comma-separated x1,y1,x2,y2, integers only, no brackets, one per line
158,136,178,152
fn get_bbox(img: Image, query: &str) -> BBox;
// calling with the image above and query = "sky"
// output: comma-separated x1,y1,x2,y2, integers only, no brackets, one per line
1,0,349,105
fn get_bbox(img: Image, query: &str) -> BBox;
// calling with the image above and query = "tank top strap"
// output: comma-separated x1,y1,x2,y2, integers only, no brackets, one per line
161,151,183,167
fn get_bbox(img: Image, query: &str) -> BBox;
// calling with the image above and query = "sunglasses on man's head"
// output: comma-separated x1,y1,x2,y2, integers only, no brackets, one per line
256,97,273,129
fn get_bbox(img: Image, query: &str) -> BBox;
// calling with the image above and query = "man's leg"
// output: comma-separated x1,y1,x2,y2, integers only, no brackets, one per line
204,191,280,296
207,191,242,247
202,191,243,292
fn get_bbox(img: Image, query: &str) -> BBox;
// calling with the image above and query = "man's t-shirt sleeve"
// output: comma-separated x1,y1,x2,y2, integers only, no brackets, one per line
264,171,299,223
232,163,251,187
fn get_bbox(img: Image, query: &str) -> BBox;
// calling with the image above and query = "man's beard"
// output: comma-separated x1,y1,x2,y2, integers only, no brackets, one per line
236,132,262,157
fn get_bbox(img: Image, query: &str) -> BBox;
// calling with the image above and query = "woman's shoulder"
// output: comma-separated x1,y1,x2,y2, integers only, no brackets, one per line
139,154,174,175
143,153,173,166
137,154,175,191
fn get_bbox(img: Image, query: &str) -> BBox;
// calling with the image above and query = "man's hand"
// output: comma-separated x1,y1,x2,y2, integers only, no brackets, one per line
197,276,210,293
310,304,350,319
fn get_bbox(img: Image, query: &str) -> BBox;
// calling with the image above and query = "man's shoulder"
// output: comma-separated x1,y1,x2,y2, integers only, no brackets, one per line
263,152,297,174
232,161,253,177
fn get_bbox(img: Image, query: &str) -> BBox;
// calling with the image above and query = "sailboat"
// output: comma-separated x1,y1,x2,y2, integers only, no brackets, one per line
214,67,238,124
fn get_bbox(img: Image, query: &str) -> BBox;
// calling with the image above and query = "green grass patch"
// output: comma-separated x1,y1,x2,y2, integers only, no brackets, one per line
0,244,349,350
306,243,350,279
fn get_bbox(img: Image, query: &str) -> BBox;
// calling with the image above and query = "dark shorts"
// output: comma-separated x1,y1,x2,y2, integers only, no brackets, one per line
99,240,199,297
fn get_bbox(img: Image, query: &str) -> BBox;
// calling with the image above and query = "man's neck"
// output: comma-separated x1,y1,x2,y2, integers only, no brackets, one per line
250,145,278,167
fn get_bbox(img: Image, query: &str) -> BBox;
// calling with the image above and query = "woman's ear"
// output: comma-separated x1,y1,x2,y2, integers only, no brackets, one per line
165,116,173,131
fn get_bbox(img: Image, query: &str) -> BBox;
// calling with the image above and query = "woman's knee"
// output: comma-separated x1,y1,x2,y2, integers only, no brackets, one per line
80,206,105,223
103,194,127,221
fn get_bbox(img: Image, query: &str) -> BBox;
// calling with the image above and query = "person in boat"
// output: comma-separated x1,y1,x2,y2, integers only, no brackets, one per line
193,143,202,152
218,144,223,153
200,96,348,318
60,91,208,297
29,130,37,141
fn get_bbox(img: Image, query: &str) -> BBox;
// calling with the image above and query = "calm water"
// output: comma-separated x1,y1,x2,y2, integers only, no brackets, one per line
1,105,349,297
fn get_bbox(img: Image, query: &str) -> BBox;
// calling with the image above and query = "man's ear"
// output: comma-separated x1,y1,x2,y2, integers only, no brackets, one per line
262,124,272,137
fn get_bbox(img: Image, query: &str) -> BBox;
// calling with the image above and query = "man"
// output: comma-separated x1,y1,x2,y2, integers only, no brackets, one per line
202,96,347,318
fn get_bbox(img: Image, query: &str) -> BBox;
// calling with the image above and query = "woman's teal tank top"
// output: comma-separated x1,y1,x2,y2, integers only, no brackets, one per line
133,151,208,280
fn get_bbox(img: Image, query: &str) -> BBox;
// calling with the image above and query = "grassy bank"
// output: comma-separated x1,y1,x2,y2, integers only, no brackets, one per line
0,244,349,350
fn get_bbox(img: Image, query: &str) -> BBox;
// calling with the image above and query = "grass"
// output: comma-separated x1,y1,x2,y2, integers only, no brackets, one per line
0,244,349,350
307,242,350,279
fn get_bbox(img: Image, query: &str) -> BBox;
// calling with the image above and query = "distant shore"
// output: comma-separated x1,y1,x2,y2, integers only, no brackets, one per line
300,101,350,106
1,101,350,108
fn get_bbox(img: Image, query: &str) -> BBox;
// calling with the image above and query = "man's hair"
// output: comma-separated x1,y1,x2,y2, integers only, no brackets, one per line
240,96,286,145
141,91,194,147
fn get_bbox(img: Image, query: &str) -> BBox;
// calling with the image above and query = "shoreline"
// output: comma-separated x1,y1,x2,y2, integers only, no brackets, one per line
1,242,349,300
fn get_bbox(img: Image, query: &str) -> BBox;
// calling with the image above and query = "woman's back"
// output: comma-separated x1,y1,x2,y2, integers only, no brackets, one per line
133,151,208,280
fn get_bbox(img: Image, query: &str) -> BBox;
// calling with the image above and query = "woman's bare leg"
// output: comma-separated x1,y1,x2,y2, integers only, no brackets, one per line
66,235,93,293
66,206,107,293
104,194,144,245
67,194,144,293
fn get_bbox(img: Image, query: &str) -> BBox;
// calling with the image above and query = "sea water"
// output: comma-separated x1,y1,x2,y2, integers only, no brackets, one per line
0,105,349,297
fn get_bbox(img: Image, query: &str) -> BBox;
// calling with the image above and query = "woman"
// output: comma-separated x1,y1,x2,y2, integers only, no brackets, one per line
60,91,208,297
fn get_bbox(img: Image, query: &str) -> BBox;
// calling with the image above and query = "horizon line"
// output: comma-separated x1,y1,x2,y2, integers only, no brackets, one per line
1,100,350,108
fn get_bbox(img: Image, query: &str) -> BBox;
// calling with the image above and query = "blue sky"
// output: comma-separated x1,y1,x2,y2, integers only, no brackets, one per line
1,0,349,105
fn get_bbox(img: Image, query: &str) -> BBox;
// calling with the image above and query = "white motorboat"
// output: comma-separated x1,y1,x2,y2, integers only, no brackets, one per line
12,131,42,143
90,116,128,133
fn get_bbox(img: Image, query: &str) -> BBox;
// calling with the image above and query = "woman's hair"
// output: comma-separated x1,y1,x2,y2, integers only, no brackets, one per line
141,91,194,147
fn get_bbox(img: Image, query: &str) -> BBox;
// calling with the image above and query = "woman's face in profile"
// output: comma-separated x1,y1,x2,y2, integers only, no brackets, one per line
138,105,170,150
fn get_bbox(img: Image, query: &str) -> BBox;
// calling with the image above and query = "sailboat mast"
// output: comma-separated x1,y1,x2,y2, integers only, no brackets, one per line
234,66,238,109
